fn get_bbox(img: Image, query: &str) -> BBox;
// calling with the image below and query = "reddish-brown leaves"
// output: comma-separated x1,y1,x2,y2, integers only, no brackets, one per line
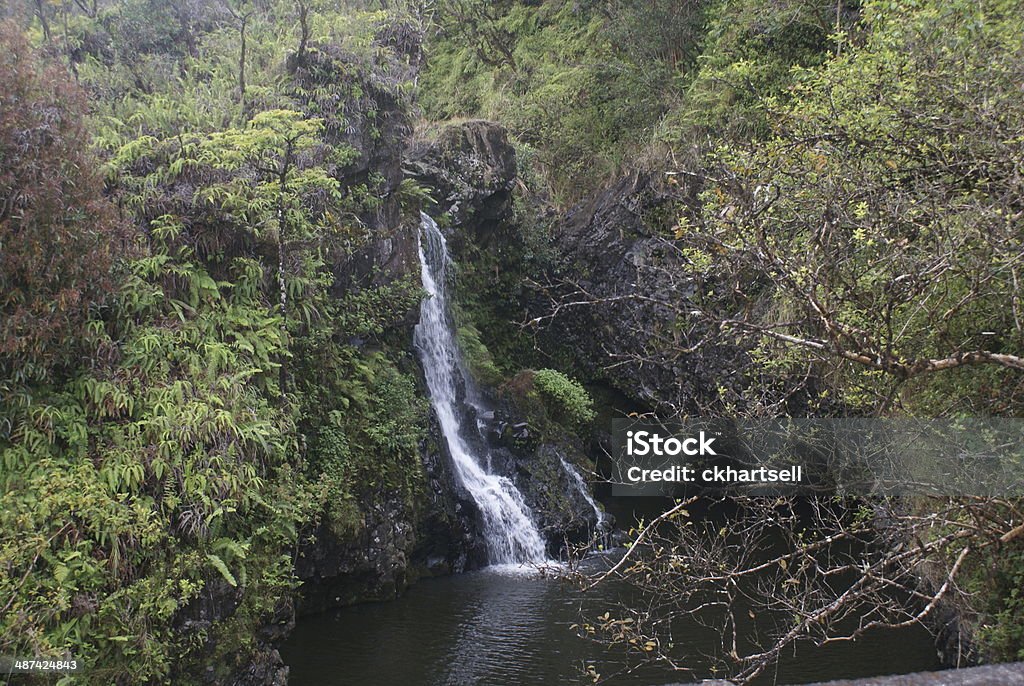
0,22,128,381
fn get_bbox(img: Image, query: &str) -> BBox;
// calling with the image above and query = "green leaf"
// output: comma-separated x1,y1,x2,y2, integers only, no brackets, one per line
206,553,237,587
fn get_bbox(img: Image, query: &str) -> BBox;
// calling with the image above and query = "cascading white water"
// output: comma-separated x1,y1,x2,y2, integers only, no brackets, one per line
414,213,547,564
558,456,605,531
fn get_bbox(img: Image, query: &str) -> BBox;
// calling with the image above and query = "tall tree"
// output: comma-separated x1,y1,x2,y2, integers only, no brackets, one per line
194,109,344,397
0,23,124,384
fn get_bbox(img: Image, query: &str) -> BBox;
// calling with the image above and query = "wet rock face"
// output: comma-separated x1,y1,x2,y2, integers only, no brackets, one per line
536,172,741,414
480,396,604,552
170,580,292,686
405,119,517,237
414,411,489,572
222,649,289,686
511,441,604,548
293,447,482,615
293,410,484,616
294,493,416,613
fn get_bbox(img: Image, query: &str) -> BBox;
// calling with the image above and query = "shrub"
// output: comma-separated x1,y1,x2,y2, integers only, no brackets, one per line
532,368,595,426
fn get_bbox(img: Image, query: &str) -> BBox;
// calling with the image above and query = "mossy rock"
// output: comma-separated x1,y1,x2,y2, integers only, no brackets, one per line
500,369,595,440
456,323,504,387
532,368,596,427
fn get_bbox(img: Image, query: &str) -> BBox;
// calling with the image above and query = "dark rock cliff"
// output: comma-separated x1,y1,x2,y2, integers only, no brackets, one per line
289,58,481,616
533,172,741,415
293,415,484,617
405,119,517,234
289,43,420,293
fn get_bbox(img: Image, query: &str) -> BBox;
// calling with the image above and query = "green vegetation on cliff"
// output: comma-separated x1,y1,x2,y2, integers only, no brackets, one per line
0,2,431,682
420,0,850,202
531,369,595,427
3,0,1024,680
697,0,1024,416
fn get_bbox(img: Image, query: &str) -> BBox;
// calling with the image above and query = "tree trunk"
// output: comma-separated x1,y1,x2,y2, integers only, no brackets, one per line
275,145,294,401
238,15,249,108
297,2,309,62
277,228,287,398
34,0,51,41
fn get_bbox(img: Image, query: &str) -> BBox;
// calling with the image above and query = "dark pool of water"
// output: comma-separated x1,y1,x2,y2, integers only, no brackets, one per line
280,554,942,686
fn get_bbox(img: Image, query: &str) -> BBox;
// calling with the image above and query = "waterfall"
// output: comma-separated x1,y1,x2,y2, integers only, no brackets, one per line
414,213,547,565
558,456,608,543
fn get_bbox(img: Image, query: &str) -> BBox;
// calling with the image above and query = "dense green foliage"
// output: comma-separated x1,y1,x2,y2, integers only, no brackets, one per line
0,3,430,683
420,0,851,202
531,369,595,427
696,0,1024,417
688,0,1024,660
4,0,1024,679
455,324,504,387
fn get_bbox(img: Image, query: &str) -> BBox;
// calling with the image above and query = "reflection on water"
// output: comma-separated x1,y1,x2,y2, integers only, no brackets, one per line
281,554,941,686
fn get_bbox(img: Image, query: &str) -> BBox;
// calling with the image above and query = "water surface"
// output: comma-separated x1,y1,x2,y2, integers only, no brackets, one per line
281,556,942,685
